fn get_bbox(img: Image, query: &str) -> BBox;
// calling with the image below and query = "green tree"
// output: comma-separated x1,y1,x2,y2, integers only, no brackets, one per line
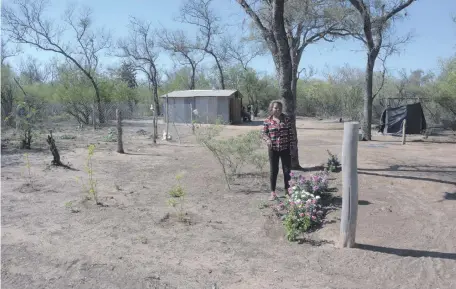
236,0,350,168
1,64,17,127
346,0,417,140
2,0,112,124
434,56,456,120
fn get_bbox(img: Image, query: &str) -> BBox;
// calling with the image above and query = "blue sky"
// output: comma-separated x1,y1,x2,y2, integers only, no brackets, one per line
5,0,456,79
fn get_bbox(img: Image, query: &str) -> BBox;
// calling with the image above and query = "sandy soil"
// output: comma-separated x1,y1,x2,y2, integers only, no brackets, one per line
1,118,456,289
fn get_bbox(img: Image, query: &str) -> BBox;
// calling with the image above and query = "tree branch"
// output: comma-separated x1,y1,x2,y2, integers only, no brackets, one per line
383,0,416,23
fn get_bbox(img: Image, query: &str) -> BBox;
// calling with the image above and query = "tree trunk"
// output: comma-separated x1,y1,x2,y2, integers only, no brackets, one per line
153,83,160,116
86,75,105,124
272,0,301,169
278,64,300,168
276,56,301,169
289,60,302,168
290,54,299,105
362,54,375,141
212,54,225,89
190,65,196,90
254,99,259,116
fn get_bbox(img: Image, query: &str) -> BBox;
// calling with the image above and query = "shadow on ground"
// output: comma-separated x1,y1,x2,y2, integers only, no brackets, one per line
293,164,326,172
358,164,456,173
355,244,456,260
443,192,456,201
297,127,344,131
233,120,263,127
324,195,372,208
358,164,456,186
358,171,456,186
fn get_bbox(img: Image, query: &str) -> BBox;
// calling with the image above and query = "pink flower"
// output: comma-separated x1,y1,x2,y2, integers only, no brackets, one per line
299,213,304,217
311,216,316,220
289,172,294,177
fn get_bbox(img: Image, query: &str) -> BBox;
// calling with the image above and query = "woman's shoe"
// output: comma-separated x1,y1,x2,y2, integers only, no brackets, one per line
269,191,278,201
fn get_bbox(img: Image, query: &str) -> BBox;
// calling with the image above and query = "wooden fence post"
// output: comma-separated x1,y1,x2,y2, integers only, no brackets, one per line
339,121,359,248
92,103,96,131
402,119,407,145
116,109,124,154
165,94,169,140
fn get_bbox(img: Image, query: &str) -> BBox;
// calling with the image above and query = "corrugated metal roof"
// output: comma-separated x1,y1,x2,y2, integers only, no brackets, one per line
160,89,238,98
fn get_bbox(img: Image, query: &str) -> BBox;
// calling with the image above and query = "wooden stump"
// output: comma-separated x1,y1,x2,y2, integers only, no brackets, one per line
401,119,407,145
116,109,124,154
339,122,359,248
46,131,62,166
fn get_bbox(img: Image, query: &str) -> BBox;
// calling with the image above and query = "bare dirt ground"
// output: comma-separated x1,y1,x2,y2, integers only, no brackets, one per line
2,117,456,289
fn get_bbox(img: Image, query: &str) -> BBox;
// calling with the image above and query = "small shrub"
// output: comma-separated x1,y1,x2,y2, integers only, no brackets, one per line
167,174,187,222
22,153,32,185
195,120,267,189
64,201,80,213
16,102,38,149
250,151,269,174
104,128,117,142
325,150,341,172
76,144,98,204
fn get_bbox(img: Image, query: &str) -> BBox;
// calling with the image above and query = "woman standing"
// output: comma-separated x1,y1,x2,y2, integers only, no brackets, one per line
262,100,296,200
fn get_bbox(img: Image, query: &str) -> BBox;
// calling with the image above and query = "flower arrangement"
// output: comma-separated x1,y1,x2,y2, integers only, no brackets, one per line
276,171,330,241
288,170,329,196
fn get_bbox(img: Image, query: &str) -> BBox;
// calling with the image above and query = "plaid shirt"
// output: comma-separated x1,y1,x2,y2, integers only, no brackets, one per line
262,114,296,151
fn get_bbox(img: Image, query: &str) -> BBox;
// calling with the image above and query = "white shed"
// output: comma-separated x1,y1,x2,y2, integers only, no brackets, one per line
160,90,243,124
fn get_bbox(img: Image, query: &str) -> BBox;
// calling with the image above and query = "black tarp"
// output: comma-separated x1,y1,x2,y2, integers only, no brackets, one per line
379,102,427,135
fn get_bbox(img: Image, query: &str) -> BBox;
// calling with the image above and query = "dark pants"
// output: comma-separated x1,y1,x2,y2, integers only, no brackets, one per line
268,148,292,192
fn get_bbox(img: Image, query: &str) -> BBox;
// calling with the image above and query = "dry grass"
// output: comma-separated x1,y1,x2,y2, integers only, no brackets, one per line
1,118,456,289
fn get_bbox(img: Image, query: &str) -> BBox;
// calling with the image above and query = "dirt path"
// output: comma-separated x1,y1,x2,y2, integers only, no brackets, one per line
2,119,455,289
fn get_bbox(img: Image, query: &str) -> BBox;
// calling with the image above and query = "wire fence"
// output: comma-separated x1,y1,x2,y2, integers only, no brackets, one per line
2,100,155,129
2,97,453,134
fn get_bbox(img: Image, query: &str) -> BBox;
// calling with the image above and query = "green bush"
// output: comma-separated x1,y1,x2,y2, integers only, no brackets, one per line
195,120,268,189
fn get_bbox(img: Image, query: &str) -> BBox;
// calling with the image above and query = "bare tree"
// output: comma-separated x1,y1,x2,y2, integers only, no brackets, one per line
237,0,350,168
158,29,204,89
1,37,21,65
1,0,111,123
179,0,228,89
19,55,50,84
117,16,161,115
346,0,417,140
117,16,161,142
223,35,264,71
